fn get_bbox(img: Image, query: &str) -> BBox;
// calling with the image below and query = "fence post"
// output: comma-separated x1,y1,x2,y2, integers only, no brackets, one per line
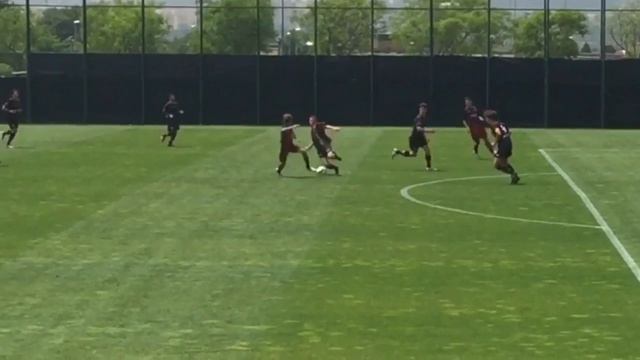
141,0,146,125
370,0,375,125
82,0,88,124
600,0,606,128
543,0,550,128
486,0,491,108
25,0,32,124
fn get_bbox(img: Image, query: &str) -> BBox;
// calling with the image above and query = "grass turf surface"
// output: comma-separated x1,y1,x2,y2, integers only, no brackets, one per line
1,125,640,359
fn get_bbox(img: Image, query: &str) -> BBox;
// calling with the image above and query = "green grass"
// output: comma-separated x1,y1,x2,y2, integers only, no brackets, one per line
1,125,640,359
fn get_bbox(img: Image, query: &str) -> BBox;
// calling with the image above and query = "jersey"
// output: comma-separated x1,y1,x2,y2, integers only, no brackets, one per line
494,122,513,159
281,127,295,147
494,122,511,142
464,105,484,128
3,98,21,123
411,114,428,138
162,101,180,122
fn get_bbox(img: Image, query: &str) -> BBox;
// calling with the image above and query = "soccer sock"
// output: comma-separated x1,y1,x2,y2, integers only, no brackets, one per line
426,155,432,168
7,131,16,146
473,143,479,154
277,162,286,174
1,130,9,140
302,152,311,170
485,142,494,153
396,149,413,157
506,164,517,175
168,132,176,146
332,151,342,161
325,163,339,174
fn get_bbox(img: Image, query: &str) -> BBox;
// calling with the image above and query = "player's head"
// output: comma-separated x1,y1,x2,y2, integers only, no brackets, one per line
418,102,428,115
464,97,473,107
10,89,19,99
483,109,499,126
309,115,318,126
282,113,294,126
168,94,176,102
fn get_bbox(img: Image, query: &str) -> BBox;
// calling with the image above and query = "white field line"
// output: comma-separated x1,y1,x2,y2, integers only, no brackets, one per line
400,173,602,230
539,149,640,283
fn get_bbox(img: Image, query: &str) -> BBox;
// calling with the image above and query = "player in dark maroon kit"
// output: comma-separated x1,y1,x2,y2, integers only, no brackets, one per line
462,97,492,158
1,89,23,149
484,109,520,185
160,94,183,147
392,102,437,171
276,113,311,175
308,115,341,175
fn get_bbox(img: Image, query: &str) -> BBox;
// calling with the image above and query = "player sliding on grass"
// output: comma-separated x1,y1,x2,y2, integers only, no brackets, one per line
160,94,184,147
484,109,520,185
276,113,312,175
2,89,22,149
392,102,437,171
309,115,340,175
462,97,492,158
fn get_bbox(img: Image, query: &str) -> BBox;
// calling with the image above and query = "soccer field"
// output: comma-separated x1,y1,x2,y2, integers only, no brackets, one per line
1,125,640,359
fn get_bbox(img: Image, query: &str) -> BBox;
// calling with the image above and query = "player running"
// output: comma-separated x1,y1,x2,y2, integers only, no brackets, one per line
1,89,23,149
484,109,520,185
276,113,311,175
462,97,492,158
392,102,437,171
160,94,183,147
309,115,340,175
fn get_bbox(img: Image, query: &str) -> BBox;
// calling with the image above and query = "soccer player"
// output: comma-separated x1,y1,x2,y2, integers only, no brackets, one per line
484,109,520,185
160,94,183,147
1,89,23,149
462,97,492,157
276,113,311,175
309,115,340,175
392,102,437,171
308,115,342,161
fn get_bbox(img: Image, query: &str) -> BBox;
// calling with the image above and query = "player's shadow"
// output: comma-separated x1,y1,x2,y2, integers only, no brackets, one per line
12,146,34,149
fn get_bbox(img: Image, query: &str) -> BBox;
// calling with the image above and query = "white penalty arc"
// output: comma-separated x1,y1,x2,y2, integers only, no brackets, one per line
400,173,603,230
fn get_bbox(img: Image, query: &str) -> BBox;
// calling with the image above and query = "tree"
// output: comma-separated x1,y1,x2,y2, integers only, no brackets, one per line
192,0,276,54
0,5,26,54
86,0,169,53
608,0,640,57
513,11,587,58
295,0,385,55
390,0,509,55
0,4,26,70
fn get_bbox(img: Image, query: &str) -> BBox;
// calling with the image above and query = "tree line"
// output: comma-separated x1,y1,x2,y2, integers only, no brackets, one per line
2,0,640,73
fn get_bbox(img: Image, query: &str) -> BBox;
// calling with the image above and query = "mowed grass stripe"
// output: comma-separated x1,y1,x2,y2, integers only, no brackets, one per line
0,127,384,358
0,127,264,257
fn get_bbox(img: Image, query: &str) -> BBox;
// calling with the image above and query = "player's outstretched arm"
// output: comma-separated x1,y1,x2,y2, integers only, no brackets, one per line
281,124,300,132
326,125,341,131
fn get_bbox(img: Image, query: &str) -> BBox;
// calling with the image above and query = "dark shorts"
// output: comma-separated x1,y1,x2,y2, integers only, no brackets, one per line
7,116,18,129
167,123,180,133
409,134,428,152
470,125,487,140
279,144,301,162
496,138,513,159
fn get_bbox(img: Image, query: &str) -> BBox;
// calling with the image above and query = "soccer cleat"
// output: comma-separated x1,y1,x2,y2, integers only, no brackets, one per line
276,167,282,176
511,174,521,185
7,145,14,149
391,148,399,159
426,167,438,172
